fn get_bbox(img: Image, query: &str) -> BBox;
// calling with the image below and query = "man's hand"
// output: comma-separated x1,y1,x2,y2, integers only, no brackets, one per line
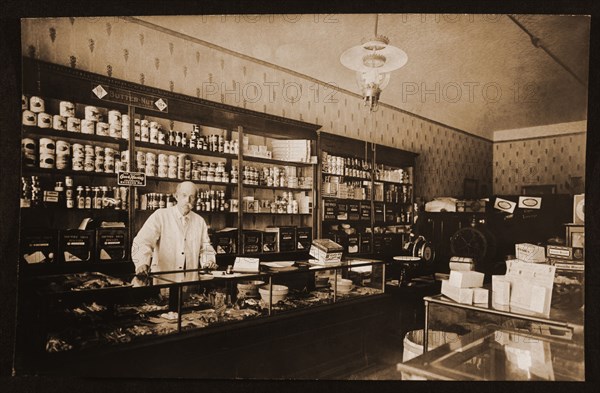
202,261,218,270
135,264,150,275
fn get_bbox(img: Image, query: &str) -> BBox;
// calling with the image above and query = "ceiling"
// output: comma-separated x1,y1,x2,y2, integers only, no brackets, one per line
138,14,590,140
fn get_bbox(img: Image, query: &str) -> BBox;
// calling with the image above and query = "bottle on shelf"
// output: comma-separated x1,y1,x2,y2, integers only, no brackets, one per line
181,132,188,148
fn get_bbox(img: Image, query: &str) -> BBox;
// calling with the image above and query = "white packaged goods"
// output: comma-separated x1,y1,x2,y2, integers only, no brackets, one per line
492,275,511,305
515,243,546,263
271,139,311,162
449,270,484,288
505,260,555,315
441,279,473,304
473,288,489,304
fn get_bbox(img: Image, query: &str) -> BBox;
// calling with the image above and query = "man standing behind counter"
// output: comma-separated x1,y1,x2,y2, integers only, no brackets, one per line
132,181,217,274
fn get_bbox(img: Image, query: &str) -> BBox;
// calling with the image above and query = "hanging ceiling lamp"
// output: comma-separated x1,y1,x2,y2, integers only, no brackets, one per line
340,14,408,112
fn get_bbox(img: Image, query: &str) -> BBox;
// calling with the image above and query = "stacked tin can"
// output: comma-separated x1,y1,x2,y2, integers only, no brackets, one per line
38,137,55,169
118,150,130,173
145,151,157,177
21,138,37,167
140,119,150,142
136,151,146,174
72,143,84,171
107,110,122,139
157,153,168,178
55,140,71,170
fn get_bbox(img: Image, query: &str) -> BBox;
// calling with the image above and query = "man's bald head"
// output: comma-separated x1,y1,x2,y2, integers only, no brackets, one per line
175,181,198,215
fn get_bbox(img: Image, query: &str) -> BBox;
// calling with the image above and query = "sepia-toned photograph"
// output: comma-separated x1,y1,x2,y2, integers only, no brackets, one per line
1,6,596,389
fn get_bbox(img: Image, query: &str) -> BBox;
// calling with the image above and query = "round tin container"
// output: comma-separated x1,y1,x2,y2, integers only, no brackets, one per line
158,165,168,178
81,119,95,134
22,110,37,126
39,153,55,169
59,101,75,118
141,125,150,142
37,112,53,129
29,96,45,113
136,151,146,165
108,110,121,125
157,154,168,166
84,106,100,121
104,147,115,160
104,161,115,173
109,123,122,138
56,140,71,155
167,166,177,179
96,122,109,136
72,143,84,158
72,157,84,171
53,115,67,131
84,144,95,156
145,152,156,166
22,138,36,167
150,126,159,144
67,117,81,132
145,164,156,177
55,154,70,170
39,138,56,154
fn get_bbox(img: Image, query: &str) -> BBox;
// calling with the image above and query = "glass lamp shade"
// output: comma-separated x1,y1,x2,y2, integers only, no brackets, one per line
355,71,390,111
356,70,391,90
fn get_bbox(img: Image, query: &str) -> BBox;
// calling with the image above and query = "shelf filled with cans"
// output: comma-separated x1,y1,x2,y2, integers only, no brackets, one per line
19,60,323,277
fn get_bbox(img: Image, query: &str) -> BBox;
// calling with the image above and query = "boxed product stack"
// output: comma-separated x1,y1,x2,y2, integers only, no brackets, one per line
271,139,311,163
309,238,343,265
441,260,486,304
492,260,555,315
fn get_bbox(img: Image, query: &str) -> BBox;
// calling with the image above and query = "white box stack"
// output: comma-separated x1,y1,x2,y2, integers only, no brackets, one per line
271,139,311,162
442,258,486,305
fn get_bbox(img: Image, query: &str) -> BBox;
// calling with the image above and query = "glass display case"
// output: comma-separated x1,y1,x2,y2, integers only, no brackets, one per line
16,258,385,374
396,326,584,381
423,284,584,352
393,283,585,380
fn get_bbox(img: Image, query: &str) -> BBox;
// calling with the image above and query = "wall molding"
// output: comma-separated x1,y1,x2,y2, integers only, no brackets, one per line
494,131,586,144
123,16,493,143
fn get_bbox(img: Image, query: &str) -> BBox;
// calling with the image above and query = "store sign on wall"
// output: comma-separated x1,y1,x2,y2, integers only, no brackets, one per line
92,84,168,112
117,172,146,187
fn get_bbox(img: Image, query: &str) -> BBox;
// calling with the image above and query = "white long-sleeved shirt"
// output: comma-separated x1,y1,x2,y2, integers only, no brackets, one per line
131,206,216,273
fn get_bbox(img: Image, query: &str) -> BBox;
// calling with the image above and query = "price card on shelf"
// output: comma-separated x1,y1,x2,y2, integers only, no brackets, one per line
117,171,146,187
505,260,555,316
233,257,260,273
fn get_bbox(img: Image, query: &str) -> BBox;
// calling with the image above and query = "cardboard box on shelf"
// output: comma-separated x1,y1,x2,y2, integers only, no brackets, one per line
449,270,484,288
96,228,127,261
546,245,584,261
515,243,546,263
60,229,95,262
295,227,312,251
265,226,296,252
492,275,511,305
473,288,489,304
309,238,343,264
441,279,474,304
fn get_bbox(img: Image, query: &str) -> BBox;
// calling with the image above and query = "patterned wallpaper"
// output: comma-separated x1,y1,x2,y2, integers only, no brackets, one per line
20,17,493,201
493,132,586,194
